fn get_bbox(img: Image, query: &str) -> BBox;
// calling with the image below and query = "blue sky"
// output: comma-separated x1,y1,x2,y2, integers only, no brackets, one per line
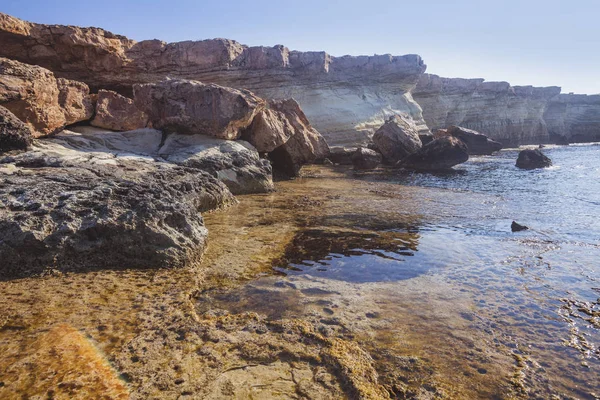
3,0,599,94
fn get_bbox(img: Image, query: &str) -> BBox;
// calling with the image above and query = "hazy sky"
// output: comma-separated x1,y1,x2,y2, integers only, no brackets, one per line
3,0,599,94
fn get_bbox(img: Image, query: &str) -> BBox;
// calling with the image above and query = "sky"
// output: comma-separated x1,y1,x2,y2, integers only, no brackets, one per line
3,0,599,94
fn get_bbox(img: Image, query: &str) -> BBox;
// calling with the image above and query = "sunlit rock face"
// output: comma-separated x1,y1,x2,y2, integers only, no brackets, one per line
544,94,600,143
0,12,429,148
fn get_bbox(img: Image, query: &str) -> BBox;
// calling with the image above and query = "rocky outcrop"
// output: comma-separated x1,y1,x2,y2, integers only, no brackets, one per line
544,94,600,143
0,134,234,278
0,12,429,148
515,149,552,169
413,74,562,146
133,79,265,140
402,136,469,171
0,57,93,136
446,125,502,155
372,115,422,164
91,90,148,131
0,105,32,153
351,147,381,170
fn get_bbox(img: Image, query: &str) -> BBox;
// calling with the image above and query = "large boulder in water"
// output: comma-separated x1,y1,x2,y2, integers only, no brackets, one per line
0,105,32,153
447,125,502,155
133,79,265,140
372,115,422,164
91,90,148,131
402,136,469,171
351,147,381,170
0,57,94,136
515,149,552,169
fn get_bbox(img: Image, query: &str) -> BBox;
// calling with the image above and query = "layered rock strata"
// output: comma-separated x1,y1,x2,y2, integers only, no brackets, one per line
0,12,429,147
413,74,600,146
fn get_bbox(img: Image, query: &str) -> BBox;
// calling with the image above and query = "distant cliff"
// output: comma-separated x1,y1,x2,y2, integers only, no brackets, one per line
0,12,429,147
413,74,600,146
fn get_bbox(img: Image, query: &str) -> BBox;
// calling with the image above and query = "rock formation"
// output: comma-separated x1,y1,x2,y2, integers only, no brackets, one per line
372,115,422,164
413,74,600,146
515,149,552,169
351,147,381,170
0,105,32,153
91,90,148,131
0,57,94,136
0,12,429,148
401,136,469,171
446,125,502,155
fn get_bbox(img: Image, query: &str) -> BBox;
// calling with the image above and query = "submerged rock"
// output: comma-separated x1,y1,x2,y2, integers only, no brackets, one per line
91,90,148,131
0,57,93,136
511,221,529,232
133,79,265,140
515,149,552,169
402,136,469,171
351,147,381,170
372,115,422,164
0,105,32,153
447,125,503,155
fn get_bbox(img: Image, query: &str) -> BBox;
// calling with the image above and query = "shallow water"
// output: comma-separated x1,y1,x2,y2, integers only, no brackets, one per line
200,145,600,399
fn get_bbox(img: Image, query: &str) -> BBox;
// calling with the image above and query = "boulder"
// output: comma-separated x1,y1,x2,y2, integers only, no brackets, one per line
446,125,503,155
511,221,529,232
133,79,265,140
91,90,148,131
0,105,32,153
328,147,355,165
351,147,381,170
0,57,93,136
242,101,296,153
264,99,330,176
372,115,422,164
402,136,469,171
515,149,552,169
0,138,234,279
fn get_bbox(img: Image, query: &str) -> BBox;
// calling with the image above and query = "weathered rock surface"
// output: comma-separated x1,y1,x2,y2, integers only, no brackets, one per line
0,12,429,148
0,105,32,153
373,115,422,164
242,100,298,153
402,136,469,171
133,79,265,140
0,134,234,278
0,57,93,136
328,147,356,165
351,147,381,170
446,125,503,155
91,90,148,131
515,149,552,169
544,94,600,143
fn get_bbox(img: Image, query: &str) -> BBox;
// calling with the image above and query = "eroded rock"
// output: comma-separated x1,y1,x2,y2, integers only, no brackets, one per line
515,149,552,169
0,105,32,153
373,115,422,164
351,147,381,170
91,90,148,131
447,125,503,155
402,136,469,171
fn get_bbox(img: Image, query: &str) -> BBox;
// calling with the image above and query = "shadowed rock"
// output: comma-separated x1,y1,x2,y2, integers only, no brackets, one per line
351,147,381,170
373,115,422,164
0,105,32,153
447,125,503,155
511,221,529,232
515,149,552,169
402,136,469,171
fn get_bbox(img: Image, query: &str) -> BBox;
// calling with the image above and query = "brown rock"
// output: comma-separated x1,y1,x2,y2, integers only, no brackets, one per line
133,79,265,139
351,147,381,170
92,90,148,131
402,136,469,171
447,125,503,155
265,99,330,176
242,101,296,153
0,57,93,136
372,115,422,164
0,105,32,153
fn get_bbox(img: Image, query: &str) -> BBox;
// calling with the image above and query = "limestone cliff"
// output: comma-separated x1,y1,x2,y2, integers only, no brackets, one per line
0,12,429,147
413,74,600,146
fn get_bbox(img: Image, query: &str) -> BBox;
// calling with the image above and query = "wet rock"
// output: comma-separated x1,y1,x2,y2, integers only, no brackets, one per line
373,115,422,164
0,105,32,153
401,136,469,171
266,99,330,177
0,57,93,136
351,147,381,170
328,147,355,165
0,132,235,279
511,221,529,232
133,79,265,140
447,125,503,155
91,90,148,131
515,149,552,169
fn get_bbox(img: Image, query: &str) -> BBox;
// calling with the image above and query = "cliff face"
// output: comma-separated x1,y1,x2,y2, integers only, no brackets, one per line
0,13,429,147
413,74,600,146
